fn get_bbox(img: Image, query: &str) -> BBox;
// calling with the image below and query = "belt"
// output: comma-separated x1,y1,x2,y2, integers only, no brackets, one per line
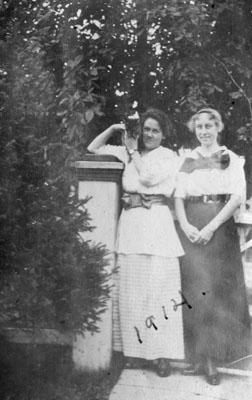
187,194,230,203
121,193,169,210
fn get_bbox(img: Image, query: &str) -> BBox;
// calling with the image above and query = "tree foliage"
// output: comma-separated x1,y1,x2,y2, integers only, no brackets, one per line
0,0,109,334
71,0,252,179
1,0,252,331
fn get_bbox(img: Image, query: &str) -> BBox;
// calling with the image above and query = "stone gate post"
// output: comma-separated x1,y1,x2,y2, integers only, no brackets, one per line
72,154,123,371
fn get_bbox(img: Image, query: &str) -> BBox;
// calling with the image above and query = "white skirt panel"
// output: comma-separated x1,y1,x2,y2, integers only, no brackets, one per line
112,254,185,360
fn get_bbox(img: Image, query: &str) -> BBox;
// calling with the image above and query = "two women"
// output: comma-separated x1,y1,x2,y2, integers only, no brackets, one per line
88,107,251,384
88,108,185,377
175,108,251,385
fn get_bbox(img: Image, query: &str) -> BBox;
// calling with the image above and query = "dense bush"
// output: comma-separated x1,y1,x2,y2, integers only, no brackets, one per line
0,0,109,334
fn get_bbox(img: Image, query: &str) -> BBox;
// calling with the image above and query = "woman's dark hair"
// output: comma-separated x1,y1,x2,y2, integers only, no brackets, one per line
140,108,173,139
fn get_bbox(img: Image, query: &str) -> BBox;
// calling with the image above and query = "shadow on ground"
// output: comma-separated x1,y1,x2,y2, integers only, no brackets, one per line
0,336,124,400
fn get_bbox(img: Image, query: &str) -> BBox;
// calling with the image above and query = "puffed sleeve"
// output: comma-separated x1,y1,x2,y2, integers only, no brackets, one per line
174,171,188,198
138,149,179,187
95,144,128,164
227,151,246,197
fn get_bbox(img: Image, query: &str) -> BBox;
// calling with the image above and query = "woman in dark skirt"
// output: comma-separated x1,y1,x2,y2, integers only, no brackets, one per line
175,108,251,385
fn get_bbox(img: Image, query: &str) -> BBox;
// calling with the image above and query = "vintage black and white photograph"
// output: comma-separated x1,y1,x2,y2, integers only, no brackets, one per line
0,1,252,399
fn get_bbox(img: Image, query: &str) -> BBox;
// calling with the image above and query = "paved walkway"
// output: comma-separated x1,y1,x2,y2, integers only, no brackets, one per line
109,368,252,400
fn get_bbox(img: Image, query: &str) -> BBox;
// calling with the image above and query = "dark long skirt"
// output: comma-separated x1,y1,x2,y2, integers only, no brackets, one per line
178,202,251,363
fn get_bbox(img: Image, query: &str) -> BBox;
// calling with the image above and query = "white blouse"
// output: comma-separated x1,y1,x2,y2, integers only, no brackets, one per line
94,144,184,257
96,145,179,197
175,146,246,199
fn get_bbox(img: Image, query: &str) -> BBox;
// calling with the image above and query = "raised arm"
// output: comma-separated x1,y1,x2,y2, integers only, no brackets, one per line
87,123,125,153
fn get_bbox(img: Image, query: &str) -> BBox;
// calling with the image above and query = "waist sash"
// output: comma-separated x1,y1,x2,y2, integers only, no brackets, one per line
121,193,170,210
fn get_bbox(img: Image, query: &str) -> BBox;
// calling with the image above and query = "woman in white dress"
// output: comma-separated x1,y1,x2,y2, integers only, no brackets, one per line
175,108,251,385
88,108,184,377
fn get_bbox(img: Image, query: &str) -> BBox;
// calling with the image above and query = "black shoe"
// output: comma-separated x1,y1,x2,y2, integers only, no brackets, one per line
205,357,221,385
182,363,204,376
125,357,140,369
206,372,221,385
156,358,171,377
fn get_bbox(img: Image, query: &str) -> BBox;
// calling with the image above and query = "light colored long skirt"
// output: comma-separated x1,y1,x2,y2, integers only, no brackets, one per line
112,254,185,360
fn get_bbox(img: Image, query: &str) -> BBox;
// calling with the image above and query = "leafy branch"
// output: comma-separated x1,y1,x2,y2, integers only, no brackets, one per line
213,56,252,129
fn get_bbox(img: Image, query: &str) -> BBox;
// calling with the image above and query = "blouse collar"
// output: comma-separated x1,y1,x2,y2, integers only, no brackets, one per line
194,145,227,158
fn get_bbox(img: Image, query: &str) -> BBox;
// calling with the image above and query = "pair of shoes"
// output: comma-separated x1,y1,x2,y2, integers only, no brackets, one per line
182,363,205,376
125,357,140,369
206,372,220,385
156,358,171,377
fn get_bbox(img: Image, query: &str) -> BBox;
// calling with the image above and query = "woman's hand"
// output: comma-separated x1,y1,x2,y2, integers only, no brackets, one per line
111,123,126,134
124,132,138,152
195,225,214,245
181,222,200,243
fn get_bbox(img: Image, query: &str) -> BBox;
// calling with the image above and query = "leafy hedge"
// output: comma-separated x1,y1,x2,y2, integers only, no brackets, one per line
0,0,109,334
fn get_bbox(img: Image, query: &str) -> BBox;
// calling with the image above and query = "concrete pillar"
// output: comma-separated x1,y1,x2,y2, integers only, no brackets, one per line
72,154,124,371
